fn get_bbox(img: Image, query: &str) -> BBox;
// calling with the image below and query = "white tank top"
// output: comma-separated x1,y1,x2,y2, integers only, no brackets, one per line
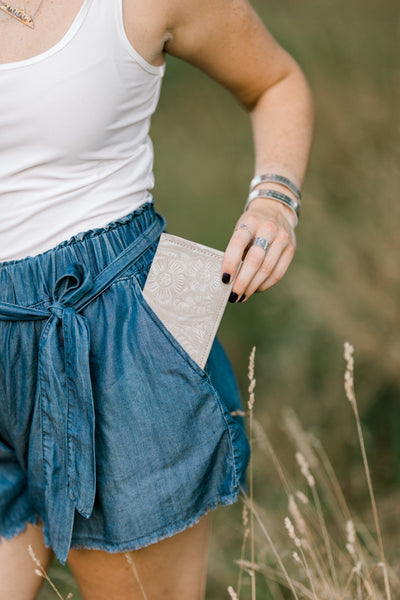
0,0,165,261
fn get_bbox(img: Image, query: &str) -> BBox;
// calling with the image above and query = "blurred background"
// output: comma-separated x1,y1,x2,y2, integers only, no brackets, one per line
39,0,399,597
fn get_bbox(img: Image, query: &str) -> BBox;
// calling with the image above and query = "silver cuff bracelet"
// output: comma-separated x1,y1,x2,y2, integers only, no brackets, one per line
244,188,300,223
249,173,301,204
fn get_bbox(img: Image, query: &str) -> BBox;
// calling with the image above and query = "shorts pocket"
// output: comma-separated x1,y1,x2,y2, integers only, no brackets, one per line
87,272,250,521
131,270,250,467
132,271,208,380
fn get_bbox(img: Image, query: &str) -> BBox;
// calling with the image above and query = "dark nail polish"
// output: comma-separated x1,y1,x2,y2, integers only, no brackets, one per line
229,291,239,303
222,272,231,284
239,294,246,303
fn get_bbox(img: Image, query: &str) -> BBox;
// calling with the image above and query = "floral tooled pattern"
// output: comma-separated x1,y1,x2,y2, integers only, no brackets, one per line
144,257,186,305
142,236,232,368
188,258,221,296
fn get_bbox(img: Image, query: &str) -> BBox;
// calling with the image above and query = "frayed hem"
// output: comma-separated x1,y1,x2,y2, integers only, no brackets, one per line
0,514,42,544
65,492,239,562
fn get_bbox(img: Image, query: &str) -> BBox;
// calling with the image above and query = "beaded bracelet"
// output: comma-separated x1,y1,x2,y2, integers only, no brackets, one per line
249,173,302,204
244,188,300,223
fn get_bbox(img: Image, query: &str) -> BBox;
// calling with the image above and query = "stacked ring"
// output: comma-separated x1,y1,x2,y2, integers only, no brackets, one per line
235,223,253,236
252,237,270,251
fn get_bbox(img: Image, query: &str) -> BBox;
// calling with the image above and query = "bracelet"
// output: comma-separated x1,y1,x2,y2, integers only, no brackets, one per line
244,188,300,223
249,173,301,203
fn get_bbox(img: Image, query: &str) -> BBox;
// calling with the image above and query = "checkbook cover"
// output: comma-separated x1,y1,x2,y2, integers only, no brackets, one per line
142,233,235,369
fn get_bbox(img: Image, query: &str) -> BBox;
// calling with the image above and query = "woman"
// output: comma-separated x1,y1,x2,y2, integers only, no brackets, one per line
0,0,313,598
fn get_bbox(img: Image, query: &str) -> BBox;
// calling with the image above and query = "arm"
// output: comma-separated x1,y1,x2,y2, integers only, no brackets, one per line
164,0,314,300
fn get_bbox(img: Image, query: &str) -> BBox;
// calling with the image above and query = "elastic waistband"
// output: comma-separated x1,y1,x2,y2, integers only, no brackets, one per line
0,202,165,307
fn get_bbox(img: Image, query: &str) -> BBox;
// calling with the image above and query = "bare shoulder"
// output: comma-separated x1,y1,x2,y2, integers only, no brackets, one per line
123,0,304,109
163,0,302,109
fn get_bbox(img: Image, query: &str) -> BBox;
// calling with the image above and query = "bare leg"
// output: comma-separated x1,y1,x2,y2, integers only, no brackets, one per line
0,521,54,600
67,512,211,600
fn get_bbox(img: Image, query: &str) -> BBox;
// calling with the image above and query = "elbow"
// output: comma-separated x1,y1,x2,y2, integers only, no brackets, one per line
248,60,315,122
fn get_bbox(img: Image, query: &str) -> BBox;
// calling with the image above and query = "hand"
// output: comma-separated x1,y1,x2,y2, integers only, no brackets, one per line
221,198,297,302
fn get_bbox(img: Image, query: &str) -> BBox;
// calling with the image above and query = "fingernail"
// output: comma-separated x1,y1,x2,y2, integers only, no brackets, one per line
229,291,238,303
239,294,246,303
222,272,231,284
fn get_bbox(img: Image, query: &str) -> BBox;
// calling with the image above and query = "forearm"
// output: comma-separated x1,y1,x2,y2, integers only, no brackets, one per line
249,64,314,194
221,64,314,298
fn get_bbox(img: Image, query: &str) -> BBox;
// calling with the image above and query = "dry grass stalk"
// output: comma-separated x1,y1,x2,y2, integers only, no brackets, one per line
232,344,396,599
308,435,352,527
253,416,291,496
236,505,250,597
28,544,73,600
285,516,319,598
228,585,240,599
305,431,374,590
124,552,149,600
284,410,378,595
284,410,349,529
288,495,332,596
247,346,256,600
295,449,340,594
344,342,391,600
242,492,301,600
283,410,318,471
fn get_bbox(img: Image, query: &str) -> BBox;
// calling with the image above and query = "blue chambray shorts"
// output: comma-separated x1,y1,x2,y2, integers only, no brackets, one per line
0,201,250,565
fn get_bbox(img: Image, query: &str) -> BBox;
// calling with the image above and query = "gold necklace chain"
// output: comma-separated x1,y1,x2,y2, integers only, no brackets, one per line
0,0,45,29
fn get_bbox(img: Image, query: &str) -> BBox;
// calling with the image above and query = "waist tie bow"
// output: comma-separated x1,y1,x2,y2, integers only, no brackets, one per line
0,215,164,563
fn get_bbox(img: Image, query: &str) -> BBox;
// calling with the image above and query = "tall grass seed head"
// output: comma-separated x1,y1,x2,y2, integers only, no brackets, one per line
289,495,307,535
295,452,315,487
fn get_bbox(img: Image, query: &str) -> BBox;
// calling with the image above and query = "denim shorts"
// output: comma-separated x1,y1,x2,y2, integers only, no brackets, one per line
0,201,250,565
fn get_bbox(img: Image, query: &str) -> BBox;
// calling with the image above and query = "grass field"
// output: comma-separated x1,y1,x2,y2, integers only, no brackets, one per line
36,0,400,597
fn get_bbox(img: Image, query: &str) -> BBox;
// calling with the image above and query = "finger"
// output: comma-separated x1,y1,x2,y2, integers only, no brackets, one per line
254,245,295,294
228,242,270,302
240,238,294,300
221,216,278,285
221,220,255,285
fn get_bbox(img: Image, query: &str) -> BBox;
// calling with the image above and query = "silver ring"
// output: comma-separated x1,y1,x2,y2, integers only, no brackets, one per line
252,237,270,252
235,223,253,237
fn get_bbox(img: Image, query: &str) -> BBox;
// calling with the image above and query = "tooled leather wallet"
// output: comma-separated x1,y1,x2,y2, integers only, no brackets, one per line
142,233,235,369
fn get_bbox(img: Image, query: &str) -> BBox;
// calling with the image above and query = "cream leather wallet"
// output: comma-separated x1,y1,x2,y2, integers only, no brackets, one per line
142,233,235,369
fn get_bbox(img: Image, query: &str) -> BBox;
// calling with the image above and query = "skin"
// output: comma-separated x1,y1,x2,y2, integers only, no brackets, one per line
0,522,54,599
0,0,314,598
0,515,210,600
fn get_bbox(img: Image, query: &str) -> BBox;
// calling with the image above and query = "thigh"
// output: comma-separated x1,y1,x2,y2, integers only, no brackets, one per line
67,513,211,600
0,521,54,600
